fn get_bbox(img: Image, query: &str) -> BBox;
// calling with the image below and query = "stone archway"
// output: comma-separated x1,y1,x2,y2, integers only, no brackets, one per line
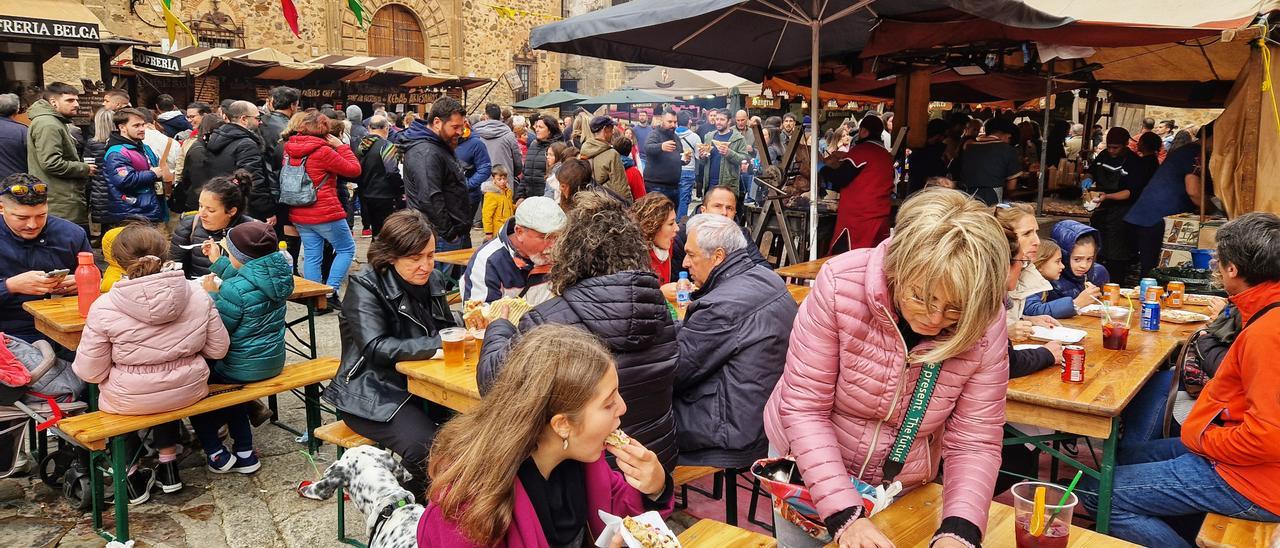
340,0,454,74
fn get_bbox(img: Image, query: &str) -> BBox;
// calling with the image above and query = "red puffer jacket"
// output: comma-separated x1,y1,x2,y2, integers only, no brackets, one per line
282,135,361,225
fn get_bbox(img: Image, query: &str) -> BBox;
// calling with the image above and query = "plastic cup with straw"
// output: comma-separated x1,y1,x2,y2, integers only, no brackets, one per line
1033,470,1086,538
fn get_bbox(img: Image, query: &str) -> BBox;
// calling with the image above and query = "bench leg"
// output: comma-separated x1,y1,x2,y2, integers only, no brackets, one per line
269,394,280,423
304,383,321,455
333,446,366,547
110,435,130,542
89,449,105,532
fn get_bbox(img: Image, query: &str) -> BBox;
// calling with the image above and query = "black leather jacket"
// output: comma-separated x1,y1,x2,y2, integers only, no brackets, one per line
323,265,458,422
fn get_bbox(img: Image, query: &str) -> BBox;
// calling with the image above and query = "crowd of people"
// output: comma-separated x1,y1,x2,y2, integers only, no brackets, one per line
0,83,1277,548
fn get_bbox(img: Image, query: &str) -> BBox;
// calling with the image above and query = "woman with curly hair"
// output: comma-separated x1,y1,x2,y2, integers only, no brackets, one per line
631,193,679,284
478,191,680,472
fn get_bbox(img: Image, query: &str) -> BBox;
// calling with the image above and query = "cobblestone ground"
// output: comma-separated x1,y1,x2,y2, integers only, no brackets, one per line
0,222,701,547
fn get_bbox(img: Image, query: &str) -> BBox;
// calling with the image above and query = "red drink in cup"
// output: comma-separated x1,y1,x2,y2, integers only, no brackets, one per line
1012,481,1077,548
1100,308,1131,350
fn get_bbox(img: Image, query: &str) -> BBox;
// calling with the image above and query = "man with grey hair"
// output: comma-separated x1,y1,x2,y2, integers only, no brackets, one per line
1079,211,1280,547
0,94,27,179
672,212,797,469
354,114,402,237
1065,122,1085,158
206,100,274,221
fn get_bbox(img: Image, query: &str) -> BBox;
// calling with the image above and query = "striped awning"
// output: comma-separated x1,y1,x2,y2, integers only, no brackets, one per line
309,55,456,87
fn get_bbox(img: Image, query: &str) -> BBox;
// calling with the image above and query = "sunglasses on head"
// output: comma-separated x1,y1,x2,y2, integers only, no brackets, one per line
2,182,47,198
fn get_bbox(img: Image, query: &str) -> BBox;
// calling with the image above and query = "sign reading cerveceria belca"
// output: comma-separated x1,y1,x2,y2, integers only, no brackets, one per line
132,49,182,73
0,15,99,41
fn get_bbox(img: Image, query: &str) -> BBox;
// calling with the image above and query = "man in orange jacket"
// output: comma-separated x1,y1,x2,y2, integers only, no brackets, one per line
1078,212,1280,547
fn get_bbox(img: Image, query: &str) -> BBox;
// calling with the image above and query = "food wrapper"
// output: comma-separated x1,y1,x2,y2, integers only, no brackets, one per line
462,297,533,330
594,510,680,548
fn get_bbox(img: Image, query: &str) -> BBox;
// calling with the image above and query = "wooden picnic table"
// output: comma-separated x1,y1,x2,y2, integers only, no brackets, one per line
1004,303,1212,533
847,483,1138,547
1197,512,1279,548
435,247,478,267
397,357,481,413
23,276,332,352
679,519,776,547
774,256,830,281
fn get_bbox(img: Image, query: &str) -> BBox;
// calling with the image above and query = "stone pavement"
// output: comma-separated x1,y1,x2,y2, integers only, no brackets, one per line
0,223,708,547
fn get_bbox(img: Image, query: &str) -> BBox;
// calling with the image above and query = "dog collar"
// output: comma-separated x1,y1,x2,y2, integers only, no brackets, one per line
370,497,414,539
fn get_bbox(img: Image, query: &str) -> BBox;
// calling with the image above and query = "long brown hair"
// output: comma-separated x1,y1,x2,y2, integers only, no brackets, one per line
427,324,615,545
112,224,170,279
630,192,674,243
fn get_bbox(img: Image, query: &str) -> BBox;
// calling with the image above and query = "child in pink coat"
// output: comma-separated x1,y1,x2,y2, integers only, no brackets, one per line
73,224,229,504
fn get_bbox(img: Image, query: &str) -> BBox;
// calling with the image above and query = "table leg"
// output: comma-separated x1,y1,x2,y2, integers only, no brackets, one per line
304,383,321,455
306,299,318,360
110,435,130,542
90,449,104,532
1095,419,1120,534
724,469,739,526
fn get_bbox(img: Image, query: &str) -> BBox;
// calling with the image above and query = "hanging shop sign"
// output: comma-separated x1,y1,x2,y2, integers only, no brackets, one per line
346,89,444,105
750,95,781,109
0,15,99,42
132,49,182,73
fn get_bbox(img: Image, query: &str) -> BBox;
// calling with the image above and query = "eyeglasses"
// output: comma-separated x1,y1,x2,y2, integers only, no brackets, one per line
1012,258,1033,269
906,290,963,321
1,182,47,198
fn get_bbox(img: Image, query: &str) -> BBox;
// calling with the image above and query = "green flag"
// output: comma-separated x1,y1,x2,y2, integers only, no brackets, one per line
348,0,365,27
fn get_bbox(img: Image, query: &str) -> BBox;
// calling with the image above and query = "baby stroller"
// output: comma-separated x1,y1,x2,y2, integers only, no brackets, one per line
0,334,91,508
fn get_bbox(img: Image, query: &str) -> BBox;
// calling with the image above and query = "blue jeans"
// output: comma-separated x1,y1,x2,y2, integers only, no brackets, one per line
1119,369,1177,459
297,219,356,296
677,170,696,221
434,233,468,282
645,181,679,209
189,404,253,455
1078,438,1280,547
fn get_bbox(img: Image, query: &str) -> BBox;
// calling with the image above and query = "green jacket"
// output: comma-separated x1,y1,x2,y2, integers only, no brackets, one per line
209,252,294,382
25,100,90,224
579,136,633,202
697,128,749,195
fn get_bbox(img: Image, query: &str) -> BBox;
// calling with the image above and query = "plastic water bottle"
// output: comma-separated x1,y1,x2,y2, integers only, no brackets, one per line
277,241,294,270
75,252,101,318
675,272,693,320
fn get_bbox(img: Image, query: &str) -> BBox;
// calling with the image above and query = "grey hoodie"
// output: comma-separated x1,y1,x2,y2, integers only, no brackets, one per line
346,105,368,145
472,119,522,178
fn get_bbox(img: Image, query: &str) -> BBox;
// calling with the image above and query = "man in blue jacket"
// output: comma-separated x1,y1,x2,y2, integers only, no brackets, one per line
0,174,90,344
454,119,491,221
102,108,169,224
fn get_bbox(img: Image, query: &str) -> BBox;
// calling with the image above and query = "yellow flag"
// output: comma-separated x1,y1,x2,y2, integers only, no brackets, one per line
161,0,199,48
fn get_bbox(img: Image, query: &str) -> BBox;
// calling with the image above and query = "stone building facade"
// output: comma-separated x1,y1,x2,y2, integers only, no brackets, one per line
558,0,625,97
45,0,563,107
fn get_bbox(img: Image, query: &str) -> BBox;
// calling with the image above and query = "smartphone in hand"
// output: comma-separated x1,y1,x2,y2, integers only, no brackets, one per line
44,269,70,280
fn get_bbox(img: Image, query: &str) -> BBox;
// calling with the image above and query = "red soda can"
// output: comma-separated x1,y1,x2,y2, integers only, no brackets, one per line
1062,345,1086,383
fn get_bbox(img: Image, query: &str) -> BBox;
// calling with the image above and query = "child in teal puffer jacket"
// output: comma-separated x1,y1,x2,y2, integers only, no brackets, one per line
189,221,294,474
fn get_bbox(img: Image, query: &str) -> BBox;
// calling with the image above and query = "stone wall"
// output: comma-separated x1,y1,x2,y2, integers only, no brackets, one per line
41,0,561,108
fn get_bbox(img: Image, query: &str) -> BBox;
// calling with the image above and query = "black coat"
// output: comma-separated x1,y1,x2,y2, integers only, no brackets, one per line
399,122,472,243
323,266,459,422
674,249,797,468
478,271,680,472
355,135,403,200
519,137,552,200
642,126,683,185
206,123,274,220
175,137,220,212
83,139,110,225
1007,340,1056,379
170,212,253,278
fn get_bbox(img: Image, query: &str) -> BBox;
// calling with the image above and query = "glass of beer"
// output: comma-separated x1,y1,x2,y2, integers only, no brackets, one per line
464,328,482,367
441,327,466,367
1012,481,1076,548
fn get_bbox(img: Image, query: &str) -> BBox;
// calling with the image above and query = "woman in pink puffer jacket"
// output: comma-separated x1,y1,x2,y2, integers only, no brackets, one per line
763,189,1010,548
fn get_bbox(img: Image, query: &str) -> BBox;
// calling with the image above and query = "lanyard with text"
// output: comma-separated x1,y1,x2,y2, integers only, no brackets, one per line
881,361,942,484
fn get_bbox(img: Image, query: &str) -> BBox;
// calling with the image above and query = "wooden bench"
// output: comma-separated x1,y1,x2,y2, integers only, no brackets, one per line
313,420,375,548
56,357,339,544
1197,513,1279,547
678,518,776,547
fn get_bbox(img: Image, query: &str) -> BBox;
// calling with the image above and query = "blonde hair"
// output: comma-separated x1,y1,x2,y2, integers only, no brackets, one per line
885,188,1008,363
1034,238,1061,270
427,324,615,545
992,202,1035,242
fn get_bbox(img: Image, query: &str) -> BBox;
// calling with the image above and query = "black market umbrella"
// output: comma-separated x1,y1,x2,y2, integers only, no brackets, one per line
575,87,685,107
513,89,589,109
531,0,1068,259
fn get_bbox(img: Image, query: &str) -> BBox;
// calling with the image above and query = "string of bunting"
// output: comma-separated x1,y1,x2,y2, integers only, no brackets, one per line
484,3,562,22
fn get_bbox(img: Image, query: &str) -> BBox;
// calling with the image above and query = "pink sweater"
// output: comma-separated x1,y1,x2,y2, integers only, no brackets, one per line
762,239,1008,533
72,270,229,415
418,453,674,547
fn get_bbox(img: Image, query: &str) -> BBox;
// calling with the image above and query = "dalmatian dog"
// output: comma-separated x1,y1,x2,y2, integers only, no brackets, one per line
301,445,424,548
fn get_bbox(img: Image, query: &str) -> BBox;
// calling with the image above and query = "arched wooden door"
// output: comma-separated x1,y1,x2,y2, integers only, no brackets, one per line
368,4,425,62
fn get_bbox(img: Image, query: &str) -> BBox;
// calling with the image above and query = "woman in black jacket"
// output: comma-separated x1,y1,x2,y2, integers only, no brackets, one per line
170,170,253,278
477,191,680,472
85,109,112,228
322,209,458,497
518,115,561,200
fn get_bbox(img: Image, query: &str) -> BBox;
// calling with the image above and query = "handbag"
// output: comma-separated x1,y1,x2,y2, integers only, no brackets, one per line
753,361,942,541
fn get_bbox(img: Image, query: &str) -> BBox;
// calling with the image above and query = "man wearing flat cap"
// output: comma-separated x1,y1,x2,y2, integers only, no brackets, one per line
460,196,566,306
578,115,633,202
